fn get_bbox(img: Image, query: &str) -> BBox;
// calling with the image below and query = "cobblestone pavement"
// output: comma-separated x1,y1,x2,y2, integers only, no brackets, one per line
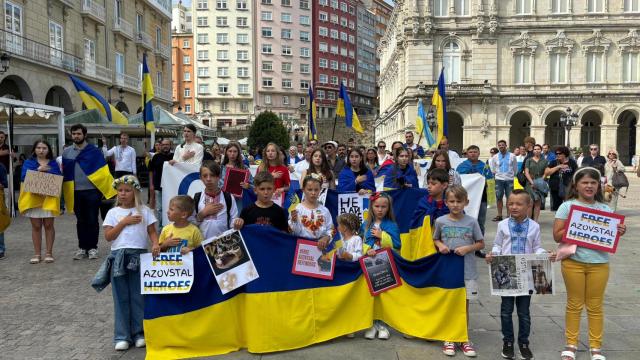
1,177,639,360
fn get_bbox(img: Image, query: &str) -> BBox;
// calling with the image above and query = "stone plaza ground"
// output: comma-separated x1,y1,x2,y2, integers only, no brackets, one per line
1,178,639,360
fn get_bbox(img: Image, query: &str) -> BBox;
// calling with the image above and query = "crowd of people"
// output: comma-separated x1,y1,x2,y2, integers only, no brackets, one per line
4,124,632,360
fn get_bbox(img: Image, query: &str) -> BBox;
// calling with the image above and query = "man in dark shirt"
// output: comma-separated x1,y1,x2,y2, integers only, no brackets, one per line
322,141,345,176
581,144,606,168
149,139,173,228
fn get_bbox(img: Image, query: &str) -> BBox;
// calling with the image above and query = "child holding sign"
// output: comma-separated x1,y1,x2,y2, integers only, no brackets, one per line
360,192,400,340
289,174,334,249
102,176,159,351
159,195,204,254
336,213,363,262
553,167,627,360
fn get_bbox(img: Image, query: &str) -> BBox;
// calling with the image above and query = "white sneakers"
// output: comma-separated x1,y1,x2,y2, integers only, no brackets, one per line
88,249,99,259
364,323,390,340
135,338,146,348
377,325,390,340
364,326,377,339
73,249,87,260
114,341,129,351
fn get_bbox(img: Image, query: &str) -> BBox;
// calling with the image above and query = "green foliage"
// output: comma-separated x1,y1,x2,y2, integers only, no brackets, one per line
247,111,290,151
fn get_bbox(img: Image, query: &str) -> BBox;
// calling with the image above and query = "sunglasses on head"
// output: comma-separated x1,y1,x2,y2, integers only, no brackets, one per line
555,152,563,155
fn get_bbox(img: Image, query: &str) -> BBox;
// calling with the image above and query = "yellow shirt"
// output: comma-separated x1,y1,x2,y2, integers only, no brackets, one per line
159,223,204,249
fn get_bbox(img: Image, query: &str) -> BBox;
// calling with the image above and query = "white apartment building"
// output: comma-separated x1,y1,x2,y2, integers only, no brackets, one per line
377,0,640,164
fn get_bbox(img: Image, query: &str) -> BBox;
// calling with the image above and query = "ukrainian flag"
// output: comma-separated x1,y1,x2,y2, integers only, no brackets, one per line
69,76,128,125
142,54,155,133
18,159,62,216
62,144,116,212
431,69,448,148
416,99,436,149
336,83,363,133
144,224,467,359
308,87,318,141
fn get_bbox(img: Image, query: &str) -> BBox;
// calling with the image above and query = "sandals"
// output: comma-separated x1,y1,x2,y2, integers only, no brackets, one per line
590,348,606,360
492,215,503,221
29,255,41,264
561,345,577,360
44,254,55,263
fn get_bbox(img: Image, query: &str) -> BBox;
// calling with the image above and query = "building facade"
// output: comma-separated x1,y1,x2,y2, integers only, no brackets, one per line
377,0,640,164
191,0,255,129
172,1,192,34
313,0,358,119
354,4,377,115
0,0,173,117
172,32,194,115
254,0,312,131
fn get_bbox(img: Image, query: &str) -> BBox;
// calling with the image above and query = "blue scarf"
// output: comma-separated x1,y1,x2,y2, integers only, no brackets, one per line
508,217,529,254
498,152,511,173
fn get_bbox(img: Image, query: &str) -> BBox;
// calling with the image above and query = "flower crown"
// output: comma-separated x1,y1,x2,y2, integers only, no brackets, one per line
304,173,323,181
112,175,141,190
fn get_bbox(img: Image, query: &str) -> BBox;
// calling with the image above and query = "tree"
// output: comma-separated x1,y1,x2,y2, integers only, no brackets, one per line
247,111,290,152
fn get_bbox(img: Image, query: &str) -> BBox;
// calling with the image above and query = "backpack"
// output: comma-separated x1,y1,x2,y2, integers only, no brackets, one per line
194,191,233,229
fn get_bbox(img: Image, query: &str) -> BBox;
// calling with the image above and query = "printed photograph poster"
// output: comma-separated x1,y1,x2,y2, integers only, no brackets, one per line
272,192,284,207
140,252,194,295
337,193,369,224
562,205,625,253
359,248,402,296
291,239,336,280
202,230,259,294
222,167,249,198
488,254,554,297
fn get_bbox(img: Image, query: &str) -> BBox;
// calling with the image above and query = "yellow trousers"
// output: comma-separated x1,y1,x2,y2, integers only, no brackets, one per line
561,258,609,349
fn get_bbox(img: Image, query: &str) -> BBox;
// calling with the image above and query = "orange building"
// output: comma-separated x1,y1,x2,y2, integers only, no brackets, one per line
172,32,194,115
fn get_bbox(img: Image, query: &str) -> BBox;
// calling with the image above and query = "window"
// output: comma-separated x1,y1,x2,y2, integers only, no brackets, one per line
340,32,348,41
262,0,272,4
49,21,63,64
348,35,355,44
340,17,347,27
216,0,228,10
340,62,347,71
238,67,249,77
443,41,461,83
184,88,191,97
237,17,248,27
198,50,209,60
261,11,273,21
327,91,335,100
265,95,272,104
237,0,248,9
221,101,229,111
434,0,447,16
262,27,273,37
623,52,639,82
237,33,249,44
455,0,470,15
319,42,328,52
331,76,338,85
263,78,273,87
184,72,191,81
588,0,604,12
300,0,309,9
330,45,338,54
217,50,228,60
282,62,293,72
319,59,328,68
587,52,603,82
218,67,229,77
240,101,249,112
330,14,338,23
300,80,310,89
282,0,291,5
237,50,249,61
625,0,640,12
281,13,292,22
262,44,272,54
183,55,191,64
301,47,310,57
330,60,338,70
330,29,339,39
238,84,249,94
514,54,531,84
340,2,347,11
300,63,310,73
550,53,567,83
283,96,290,105
317,90,325,99
262,61,273,71
197,16,209,26
319,74,328,83
218,84,229,94
282,79,292,88
552,0,569,13
319,0,328,6
341,47,347,56
185,104,191,113
201,101,210,110
183,39,190,48
84,38,96,62
300,15,310,25
282,29,292,39
330,0,338,8
197,67,209,77
516,0,533,14
198,33,209,43
300,31,310,42
319,27,328,37
199,84,210,94
282,45,292,55
300,97,306,106
197,0,209,9
319,12,328,21
216,16,227,26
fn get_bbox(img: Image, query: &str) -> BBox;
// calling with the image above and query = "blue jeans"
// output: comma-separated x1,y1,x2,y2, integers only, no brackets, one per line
501,295,531,345
478,201,487,235
74,189,102,250
111,251,144,343
0,232,5,253
495,179,514,201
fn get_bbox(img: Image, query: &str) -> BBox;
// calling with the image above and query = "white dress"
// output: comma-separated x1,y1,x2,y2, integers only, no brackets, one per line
24,208,54,218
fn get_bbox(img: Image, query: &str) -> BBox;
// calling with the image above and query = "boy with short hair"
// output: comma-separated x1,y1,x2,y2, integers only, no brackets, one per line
234,172,289,232
411,168,451,228
486,190,556,360
159,195,204,254
433,185,485,357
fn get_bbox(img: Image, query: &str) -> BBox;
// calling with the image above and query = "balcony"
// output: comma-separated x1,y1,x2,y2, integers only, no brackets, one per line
114,72,140,92
154,42,170,60
155,87,172,102
112,17,133,40
80,0,106,24
83,61,113,84
135,31,154,50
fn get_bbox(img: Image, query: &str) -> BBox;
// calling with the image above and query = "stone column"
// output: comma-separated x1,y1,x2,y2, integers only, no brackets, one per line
568,125,581,149
530,125,546,144
600,125,618,152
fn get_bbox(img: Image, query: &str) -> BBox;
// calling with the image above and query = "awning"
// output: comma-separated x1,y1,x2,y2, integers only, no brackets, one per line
66,109,177,137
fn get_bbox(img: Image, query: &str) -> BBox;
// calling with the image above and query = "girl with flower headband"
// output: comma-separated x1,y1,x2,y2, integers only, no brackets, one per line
359,191,400,340
101,175,159,351
553,167,627,360
301,148,335,190
289,174,334,250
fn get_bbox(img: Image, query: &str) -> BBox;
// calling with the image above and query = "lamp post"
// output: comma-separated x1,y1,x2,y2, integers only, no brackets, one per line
0,53,10,73
426,107,436,132
560,107,578,147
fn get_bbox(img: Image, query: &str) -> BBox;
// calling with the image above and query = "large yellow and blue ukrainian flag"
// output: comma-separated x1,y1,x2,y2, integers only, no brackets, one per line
69,76,128,125
308,87,318,141
61,144,117,212
416,99,436,149
146,188,468,359
141,53,155,133
336,83,363,133
431,69,448,148
18,159,62,216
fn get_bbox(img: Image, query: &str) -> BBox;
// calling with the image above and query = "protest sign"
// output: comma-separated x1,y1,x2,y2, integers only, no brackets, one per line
202,230,259,294
488,254,554,296
360,248,402,296
337,193,368,223
23,170,63,197
291,239,336,280
222,167,249,197
562,205,624,253
140,252,194,294
272,192,284,207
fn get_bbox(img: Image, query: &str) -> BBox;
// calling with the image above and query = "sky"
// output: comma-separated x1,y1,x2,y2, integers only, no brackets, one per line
173,0,395,7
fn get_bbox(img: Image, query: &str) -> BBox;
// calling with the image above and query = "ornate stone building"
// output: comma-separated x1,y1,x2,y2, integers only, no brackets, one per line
377,0,640,164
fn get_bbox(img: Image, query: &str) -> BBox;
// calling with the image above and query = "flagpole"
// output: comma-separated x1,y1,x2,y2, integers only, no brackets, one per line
331,114,337,141
143,93,147,139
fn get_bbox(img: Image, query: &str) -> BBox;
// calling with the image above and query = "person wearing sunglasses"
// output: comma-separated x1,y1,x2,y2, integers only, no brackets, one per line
376,141,389,165
604,149,625,211
544,146,578,211
581,144,606,168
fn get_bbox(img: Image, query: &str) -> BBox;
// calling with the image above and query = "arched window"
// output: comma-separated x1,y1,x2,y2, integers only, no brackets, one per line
443,41,461,83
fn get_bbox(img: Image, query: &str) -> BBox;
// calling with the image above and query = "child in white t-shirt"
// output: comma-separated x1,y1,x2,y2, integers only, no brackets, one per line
194,161,239,240
336,213,363,262
289,174,334,249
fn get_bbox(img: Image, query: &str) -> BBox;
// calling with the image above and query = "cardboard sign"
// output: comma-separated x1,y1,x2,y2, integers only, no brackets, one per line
562,205,625,253
23,170,63,197
291,239,336,280
359,248,402,296
202,230,259,294
222,167,249,198
337,193,368,223
140,252,194,294
488,254,555,297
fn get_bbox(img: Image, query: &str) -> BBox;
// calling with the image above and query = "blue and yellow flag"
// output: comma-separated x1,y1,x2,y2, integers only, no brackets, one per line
308,87,318,141
416,99,436,149
142,54,155,133
431,69,448,148
336,83,363,133
62,144,116,212
70,76,128,125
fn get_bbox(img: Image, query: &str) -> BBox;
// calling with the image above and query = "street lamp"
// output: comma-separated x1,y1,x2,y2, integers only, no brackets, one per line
559,107,578,147
0,53,10,73
426,107,437,131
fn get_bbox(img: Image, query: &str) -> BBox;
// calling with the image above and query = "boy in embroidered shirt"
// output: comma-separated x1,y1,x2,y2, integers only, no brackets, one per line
159,195,204,254
486,190,556,360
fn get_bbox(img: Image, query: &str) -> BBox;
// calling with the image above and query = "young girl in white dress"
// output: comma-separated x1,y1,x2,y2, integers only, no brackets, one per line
289,174,334,250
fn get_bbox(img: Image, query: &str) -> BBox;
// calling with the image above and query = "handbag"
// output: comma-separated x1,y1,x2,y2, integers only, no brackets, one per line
611,170,629,190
